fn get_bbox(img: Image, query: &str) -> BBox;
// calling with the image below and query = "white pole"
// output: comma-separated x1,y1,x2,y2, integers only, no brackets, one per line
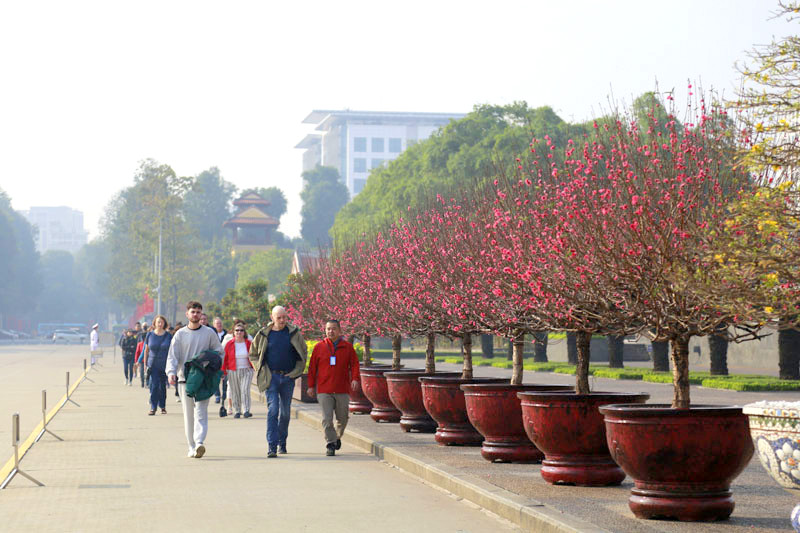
157,224,162,317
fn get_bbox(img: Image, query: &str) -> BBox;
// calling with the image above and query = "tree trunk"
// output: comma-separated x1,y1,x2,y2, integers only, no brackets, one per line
391,334,402,370
425,332,436,374
532,331,548,362
651,340,669,371
462,333,473,379
507,339,513,361
575,331,591,394
566,332,577,365
511,335,525,385
670,335,691,409
363,333,372,367
779,329,800,380
480,334,494,358
708,326,729,376
608,335,624,369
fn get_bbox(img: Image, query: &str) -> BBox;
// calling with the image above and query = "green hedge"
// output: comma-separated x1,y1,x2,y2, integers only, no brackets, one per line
701,378,800,391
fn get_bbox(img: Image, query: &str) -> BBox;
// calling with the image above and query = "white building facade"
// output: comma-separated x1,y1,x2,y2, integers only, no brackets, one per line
296,110,466,198
21,206,88,254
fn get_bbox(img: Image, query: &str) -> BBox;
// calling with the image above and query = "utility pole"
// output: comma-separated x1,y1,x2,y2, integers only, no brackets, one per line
156,223,162,317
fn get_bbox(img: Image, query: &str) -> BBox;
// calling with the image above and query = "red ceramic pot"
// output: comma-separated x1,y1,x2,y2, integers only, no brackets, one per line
599,404,754,522
461,383,573,463
349,363,393,414
518,391,649,486
386,371,461,432
420,376,508,446
361,367,418,422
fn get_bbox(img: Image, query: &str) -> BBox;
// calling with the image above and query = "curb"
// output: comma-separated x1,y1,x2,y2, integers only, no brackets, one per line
290,403,609,533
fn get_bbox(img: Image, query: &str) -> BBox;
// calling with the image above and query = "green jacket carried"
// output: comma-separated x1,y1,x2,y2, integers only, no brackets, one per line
184,350,223,401
249,322,307,392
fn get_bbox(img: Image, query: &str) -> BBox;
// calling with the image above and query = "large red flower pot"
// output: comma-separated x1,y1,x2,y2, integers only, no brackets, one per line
518,391,649,486
599,404,754,521
349,364,393,414
361,367,419,422
461,383,572,463
386,371,461,432
420,376,508,446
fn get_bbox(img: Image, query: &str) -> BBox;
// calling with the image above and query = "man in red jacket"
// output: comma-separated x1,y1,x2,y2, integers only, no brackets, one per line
307,319,360,456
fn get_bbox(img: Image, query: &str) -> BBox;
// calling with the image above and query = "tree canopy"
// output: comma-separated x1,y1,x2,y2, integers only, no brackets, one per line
330,103,581,245
300,165,349,246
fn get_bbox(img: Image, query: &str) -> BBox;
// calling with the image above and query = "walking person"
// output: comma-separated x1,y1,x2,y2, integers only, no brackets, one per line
213,316,229,414
167,301,223,458
307,320,360,456
144,315,172,415
136,321,149,388
249,306,306,458
223,320,254,419
120,329,138,386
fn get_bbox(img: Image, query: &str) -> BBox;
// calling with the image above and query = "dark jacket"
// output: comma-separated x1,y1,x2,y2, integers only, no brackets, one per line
184,350,223,401
249,323,307,392
120,335,138,357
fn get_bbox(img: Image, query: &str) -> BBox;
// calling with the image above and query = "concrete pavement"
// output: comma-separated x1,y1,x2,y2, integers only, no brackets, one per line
0,349,521,533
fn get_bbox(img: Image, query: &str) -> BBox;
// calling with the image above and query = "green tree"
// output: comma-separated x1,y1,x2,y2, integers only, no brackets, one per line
330,103,577,245
241,186,288,221
103,159,203,323
300,165,349,245
0,188,41,319
235,249,294,295
183,167,236,242
35,250,83,323
734,1,800,181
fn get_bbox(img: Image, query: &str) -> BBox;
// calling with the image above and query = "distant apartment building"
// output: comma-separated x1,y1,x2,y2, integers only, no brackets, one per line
20,206,88,254
295,109,466,198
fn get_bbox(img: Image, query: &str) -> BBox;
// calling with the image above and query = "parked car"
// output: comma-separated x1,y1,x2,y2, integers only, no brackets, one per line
52,329,87,344
0,329,19,340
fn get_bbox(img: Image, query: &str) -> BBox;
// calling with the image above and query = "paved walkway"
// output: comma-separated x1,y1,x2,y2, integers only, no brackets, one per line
351,358,798,532
0,351,520,533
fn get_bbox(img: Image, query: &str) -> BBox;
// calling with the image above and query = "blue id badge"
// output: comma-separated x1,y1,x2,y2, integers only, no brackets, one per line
330,356,336,366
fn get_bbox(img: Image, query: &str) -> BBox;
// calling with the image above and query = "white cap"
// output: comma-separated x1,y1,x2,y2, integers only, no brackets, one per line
92,323,99,329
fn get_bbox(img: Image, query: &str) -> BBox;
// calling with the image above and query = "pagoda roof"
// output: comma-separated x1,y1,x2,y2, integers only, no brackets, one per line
233,192,270,207
223,205,279,227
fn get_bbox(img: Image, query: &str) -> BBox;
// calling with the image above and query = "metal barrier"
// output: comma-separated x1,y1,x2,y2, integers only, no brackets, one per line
35,390,62,443
65,372,80,408
0,414,44,488
83,359,95,383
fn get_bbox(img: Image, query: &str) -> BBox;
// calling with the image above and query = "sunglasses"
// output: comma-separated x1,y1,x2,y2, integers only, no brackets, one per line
234,329,245,332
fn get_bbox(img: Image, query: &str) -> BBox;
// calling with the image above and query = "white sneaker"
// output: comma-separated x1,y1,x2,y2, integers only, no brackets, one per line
187,449,196,458
176,398,181,403
124,379,128,385
194,444,205,459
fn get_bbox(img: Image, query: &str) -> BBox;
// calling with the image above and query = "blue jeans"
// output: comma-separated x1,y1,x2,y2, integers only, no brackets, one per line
266,372,294,450
123,355,134,382
149,367,167,410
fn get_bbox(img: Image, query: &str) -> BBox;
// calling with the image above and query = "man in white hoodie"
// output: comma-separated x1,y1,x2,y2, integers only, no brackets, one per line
167,301,222,458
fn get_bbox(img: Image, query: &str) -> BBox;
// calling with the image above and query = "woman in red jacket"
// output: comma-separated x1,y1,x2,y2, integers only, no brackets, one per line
223,320,254,419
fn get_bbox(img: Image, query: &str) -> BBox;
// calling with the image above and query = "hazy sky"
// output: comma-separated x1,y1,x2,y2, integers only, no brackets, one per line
0,1,794,239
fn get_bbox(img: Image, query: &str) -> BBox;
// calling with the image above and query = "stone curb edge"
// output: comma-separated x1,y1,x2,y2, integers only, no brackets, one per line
290,403,609,533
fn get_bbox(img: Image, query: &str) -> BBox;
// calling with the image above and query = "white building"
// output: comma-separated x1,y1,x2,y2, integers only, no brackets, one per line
21,206,88,254
296,110,466,198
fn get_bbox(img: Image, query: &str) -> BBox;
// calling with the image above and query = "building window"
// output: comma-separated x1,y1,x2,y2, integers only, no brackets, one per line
353,158,367,172
389,138,402,152
354,137,367,152
371,137,384,152
354,179,367,194
370,159,384,169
